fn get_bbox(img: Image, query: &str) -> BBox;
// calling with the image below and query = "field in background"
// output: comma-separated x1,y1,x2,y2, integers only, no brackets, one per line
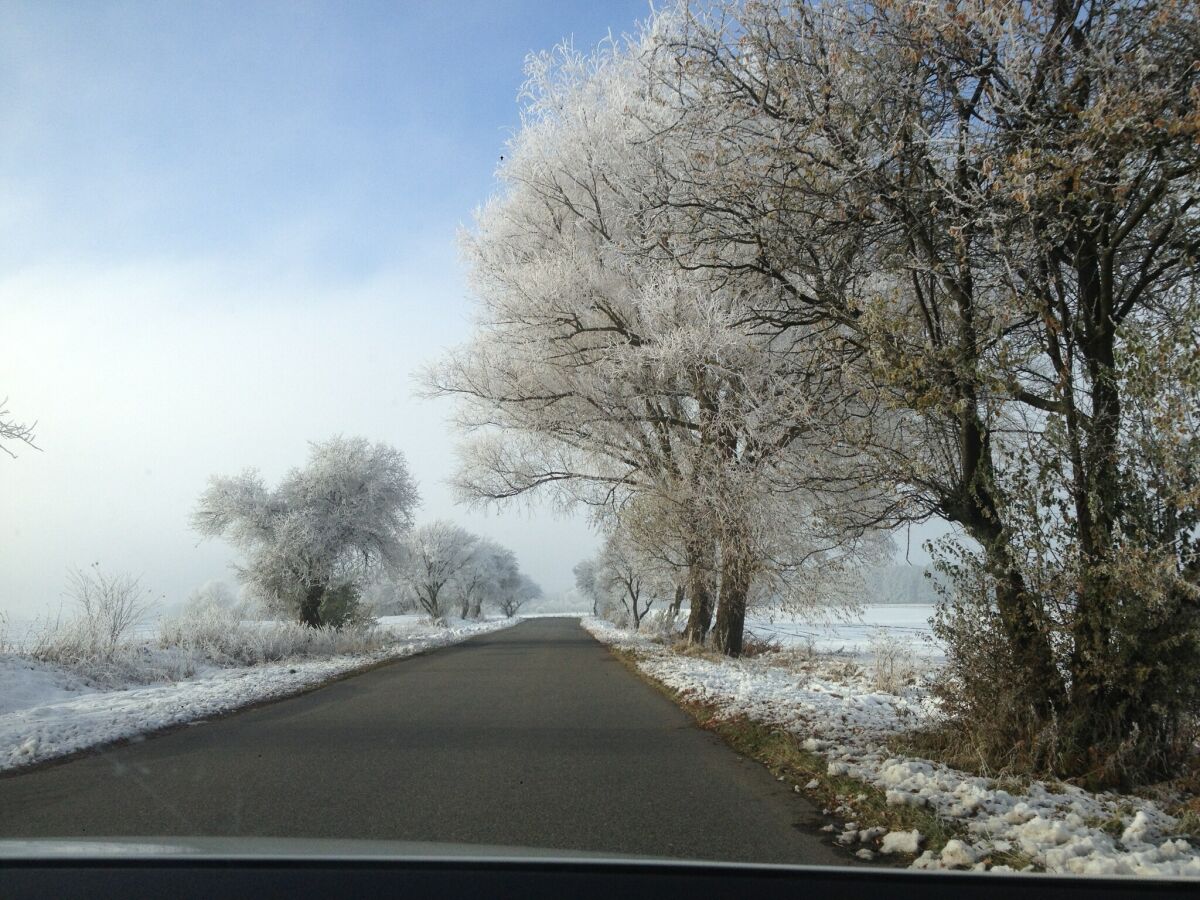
744,604,938,660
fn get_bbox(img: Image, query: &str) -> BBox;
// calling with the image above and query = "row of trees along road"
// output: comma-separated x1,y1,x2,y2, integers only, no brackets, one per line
429,0,1200,786
192,437,540,627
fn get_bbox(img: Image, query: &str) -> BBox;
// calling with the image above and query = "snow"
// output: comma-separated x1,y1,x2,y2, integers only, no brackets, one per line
0,617,516,773
745,603,940,660
0,655,102,716
583,617,1200,878
881,829,923,855
939,838,978,868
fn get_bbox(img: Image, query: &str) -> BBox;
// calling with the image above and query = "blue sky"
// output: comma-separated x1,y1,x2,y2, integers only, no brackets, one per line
0,0,656,615
0,1,652,275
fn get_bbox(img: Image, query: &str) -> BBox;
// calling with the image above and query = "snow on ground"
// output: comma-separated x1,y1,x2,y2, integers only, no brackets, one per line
0,617,516,773
744,603,941,660
0,655,103,717
583,617,1200,878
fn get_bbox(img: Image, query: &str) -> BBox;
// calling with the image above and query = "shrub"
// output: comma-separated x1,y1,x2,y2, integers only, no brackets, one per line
639,609,684,640
318,583,373,629
931,542,1200,787
64,565,150,661
159,596,384,668
27,566,162,684
867,629,917,694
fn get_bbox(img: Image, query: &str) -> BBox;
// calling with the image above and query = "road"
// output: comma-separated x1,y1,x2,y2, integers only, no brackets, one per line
0,618,849,864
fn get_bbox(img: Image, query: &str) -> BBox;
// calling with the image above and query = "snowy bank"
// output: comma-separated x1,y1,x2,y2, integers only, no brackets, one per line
582,617,1200,878
1,617,516,773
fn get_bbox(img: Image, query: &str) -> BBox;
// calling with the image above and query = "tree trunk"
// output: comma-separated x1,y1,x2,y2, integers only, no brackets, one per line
669,584,684,619
711,546,751,657
934,260,1066,718
1066,241,1123,751
300,583,326,628
683,553,715,645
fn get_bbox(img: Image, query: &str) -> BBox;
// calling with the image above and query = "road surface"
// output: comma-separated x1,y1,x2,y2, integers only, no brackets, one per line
0,618,850,864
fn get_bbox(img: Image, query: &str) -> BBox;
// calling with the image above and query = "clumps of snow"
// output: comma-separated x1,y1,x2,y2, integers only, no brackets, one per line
881,829,923,855
0,617,517,773
1122,811,1153,845
582,616,1200,878
939,839,978,868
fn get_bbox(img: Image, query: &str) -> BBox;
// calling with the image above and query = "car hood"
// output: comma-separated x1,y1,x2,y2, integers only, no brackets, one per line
0,835,651,861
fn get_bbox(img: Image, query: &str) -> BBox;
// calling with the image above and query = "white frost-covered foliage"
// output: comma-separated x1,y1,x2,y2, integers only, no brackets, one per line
27,566,155,685
576,527,672,630
395,520,480,620
192,436,418,627
388,522,540,620
497,572,542,618
158,597,382,667
448,537,515,619
427,27,895,654
0,395,38,458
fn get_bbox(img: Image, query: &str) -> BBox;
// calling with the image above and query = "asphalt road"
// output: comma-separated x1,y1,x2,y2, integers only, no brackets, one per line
0,618,848,864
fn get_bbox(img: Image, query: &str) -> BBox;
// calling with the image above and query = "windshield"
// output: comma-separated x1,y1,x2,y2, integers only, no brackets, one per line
2,0,1199,882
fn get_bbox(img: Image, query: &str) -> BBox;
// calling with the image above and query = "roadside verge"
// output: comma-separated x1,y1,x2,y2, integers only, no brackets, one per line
581,617,1200,878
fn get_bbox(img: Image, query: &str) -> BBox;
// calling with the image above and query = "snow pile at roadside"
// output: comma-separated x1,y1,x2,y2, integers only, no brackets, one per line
582,617,1200,878
1,618,516,773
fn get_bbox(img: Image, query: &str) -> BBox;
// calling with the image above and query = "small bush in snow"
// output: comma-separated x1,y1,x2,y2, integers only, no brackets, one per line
868,629,917,694
64,565,150,661
739,632,783,658
638,609,684,641
27,566,164,684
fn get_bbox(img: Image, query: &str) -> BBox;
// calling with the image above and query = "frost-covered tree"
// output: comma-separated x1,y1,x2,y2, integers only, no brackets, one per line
496,572,541,618
427,29,894,655
641,0,1200,781
396,520,480,620
591,528,670,630
186,580,239,611
450,537,519,619
0,396,38,458
573,559,601,617
192,436,418,627
430,0,1200,777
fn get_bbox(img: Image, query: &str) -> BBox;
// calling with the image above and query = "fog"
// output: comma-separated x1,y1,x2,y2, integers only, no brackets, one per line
0,0,655,618
0,254,605,618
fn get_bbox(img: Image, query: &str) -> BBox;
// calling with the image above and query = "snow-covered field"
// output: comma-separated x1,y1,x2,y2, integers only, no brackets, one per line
583,617,1200,878
745,604,940,660
0,616,517,773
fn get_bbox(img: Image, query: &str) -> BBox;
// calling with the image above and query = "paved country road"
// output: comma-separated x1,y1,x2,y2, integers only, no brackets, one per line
0,618,850,865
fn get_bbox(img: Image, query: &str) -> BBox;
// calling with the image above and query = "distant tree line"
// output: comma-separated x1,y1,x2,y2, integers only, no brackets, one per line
192,436,539,627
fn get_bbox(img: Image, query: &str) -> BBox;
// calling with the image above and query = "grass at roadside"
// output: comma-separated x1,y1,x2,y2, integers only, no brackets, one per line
607,644,1037,870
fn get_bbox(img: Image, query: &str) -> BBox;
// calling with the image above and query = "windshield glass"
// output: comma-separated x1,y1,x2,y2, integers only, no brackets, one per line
2,0,1199,882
